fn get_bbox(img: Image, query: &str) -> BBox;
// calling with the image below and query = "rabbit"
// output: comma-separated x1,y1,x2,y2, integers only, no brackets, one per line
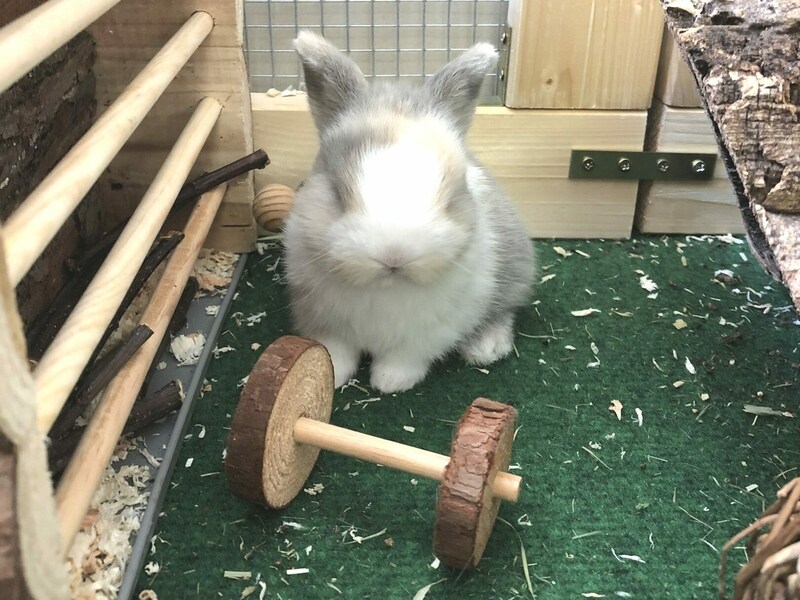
283,31,535,393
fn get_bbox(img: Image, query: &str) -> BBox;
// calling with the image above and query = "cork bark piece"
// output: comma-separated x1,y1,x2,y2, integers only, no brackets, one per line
661,0,800,311
225,336,334,508
434,398,517,570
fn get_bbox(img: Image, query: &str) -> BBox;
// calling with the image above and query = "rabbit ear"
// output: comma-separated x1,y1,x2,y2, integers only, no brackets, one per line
294,31,367,131
426,43,498,135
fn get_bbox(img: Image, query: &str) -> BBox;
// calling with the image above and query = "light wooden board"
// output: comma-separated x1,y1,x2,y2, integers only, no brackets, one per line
653,27,702,108
88,0,242,48
252,94,647,239
636,101,743,234
90,0,255,253
504,0,664,109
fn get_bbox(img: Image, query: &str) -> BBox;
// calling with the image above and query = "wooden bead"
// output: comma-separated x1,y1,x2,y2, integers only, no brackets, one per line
253,183,295,232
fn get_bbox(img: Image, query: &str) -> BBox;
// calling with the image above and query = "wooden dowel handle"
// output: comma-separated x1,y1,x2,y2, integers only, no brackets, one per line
293,417,521,503
56,184,227,556
0,0,123,95
3,11,214,286
34,97,222,434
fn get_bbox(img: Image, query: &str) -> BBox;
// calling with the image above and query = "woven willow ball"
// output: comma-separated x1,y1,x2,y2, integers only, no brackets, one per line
254,183,295,232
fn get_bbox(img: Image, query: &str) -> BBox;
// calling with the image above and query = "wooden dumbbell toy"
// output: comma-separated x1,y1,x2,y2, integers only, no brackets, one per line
225,336,522,569
253,183,294,232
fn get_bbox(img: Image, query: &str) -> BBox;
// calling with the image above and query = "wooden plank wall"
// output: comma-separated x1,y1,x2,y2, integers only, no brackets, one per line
89,0,256,252
251,96,647,239
504,0,664,109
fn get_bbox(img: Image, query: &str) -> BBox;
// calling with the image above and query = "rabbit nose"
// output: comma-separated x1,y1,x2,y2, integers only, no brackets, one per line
378,252,406,271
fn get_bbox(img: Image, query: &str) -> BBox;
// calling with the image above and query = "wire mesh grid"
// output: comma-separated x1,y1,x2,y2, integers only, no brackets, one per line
243,0,509,98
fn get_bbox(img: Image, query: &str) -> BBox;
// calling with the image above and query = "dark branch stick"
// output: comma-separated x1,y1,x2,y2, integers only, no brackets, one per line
49,325,154,439
77,149,270,271
48,380,185,475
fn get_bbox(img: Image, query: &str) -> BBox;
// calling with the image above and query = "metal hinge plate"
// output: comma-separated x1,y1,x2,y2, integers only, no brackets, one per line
569,150,717,181
496,26,512,104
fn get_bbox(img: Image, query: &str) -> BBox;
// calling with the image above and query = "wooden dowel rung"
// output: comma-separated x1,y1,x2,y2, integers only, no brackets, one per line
34,97,222,435
55,184,227,556
293,417,521,503
0,0,122,96
2,11,214,287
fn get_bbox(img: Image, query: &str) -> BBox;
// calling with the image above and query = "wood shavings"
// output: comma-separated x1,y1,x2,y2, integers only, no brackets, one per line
638,273,658,293
612,548,646,563
66,464,152,598
185,458,194,468
412,578,447,600
403,425,416,432
565,345,576,351
212,345,236,358
139,591,158,600
224,570,252,580
286,568,309,576
156,361,166,371
609,400,623,420
673,319,688,330
575,249,591,258
611,310,633,317
170,332,206,366
192,249,238,296
673,380,685,388
571,308,600,317
540,273,557,283
144,562,160,575
205,305,220,316
344,527,387,544
250,342,261,350
635,408,643,426
138,445,161,468
304,482,325,495
553,246,572,257
743,404,795,418
582,594,606,598
685,357,696,375
245,311,267,326
430,557,441,568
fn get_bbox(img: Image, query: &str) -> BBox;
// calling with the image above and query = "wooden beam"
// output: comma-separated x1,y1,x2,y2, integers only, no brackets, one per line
3,11,214,286
33,97,221,434
636,100,742,234
661,0,800,309
55,184,227,555
0,0,121,95
653,26,701,107
251,94,647,239
504,0,664,109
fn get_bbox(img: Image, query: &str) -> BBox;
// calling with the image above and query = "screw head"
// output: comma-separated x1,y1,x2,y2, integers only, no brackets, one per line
500,31,508,44
657,159,670,172
582,157,594,171
618,158,632,172
692,159,707,174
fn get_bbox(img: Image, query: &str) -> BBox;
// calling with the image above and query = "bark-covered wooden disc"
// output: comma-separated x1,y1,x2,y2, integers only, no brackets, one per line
433,398,518,570
225,336,334,509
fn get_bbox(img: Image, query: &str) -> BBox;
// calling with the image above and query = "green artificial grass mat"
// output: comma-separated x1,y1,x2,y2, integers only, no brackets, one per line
136,234,799,599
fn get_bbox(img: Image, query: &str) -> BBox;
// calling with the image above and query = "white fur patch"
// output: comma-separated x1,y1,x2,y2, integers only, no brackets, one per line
357,136,442,226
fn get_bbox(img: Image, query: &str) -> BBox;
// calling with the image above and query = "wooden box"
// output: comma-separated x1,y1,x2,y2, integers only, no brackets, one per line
504,0,664,109
252,95,648,239
636,100,743,234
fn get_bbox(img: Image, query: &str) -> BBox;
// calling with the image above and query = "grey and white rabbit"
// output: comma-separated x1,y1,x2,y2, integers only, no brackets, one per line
283,31,535,393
